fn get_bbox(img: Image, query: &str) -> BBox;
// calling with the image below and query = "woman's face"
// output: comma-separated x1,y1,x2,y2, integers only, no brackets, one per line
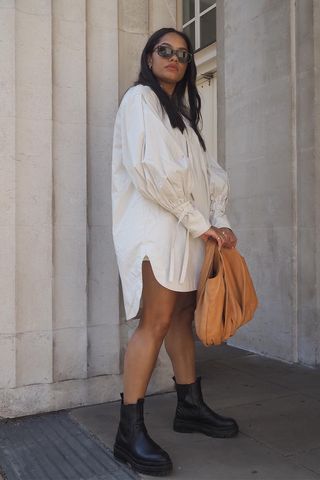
148,32,189,94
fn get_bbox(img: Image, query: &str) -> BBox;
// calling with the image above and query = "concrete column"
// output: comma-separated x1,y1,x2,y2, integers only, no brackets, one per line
149,0,176,33
0,0,123,418
52,1,87,381
15,0,53,385
216,0,226,169
218,0,319,366
86,0,120,376
118,0,149,97
296,0,320,365
314,0,320,365
219,0,296,361
0,0,16,389
0,0,190,418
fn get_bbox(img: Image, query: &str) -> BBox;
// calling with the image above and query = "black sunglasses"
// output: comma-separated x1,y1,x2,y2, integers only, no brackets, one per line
153,45,193,64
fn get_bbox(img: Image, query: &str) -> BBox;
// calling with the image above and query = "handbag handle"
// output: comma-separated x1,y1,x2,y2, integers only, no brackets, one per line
197,239,220,297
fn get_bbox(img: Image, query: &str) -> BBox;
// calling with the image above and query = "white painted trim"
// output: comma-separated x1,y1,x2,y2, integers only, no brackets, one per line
183,18,195,27
195,42,217,77
199,3,216,17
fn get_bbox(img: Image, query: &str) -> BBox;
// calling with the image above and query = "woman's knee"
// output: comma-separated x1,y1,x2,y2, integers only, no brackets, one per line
140,306,174,340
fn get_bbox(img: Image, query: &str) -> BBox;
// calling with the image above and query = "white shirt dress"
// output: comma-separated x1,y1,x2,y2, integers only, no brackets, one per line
112,84,231,321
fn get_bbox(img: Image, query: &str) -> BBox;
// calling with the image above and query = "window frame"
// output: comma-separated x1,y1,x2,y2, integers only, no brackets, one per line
182,0,216,52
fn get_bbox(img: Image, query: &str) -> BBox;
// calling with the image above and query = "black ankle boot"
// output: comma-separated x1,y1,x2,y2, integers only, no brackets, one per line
173,377,239,438
113,394,173,476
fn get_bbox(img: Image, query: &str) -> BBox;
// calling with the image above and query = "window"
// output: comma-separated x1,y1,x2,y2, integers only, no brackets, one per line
182,0,216,51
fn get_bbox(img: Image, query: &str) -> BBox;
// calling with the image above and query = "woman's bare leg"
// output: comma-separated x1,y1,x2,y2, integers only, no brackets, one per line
164,291,197,384
123,261,178,404
164,291,239,438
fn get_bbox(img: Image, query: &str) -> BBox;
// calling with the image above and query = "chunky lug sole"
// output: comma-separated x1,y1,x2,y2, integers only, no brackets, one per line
173,419,239,438
114,444,173,477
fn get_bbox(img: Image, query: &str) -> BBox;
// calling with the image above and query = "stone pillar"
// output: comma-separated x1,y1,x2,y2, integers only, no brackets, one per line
216,0,226,169
296,0,320,365
0,0,122,418
149,0,176,33
217,0,319,366
218,0,296,361
118,0,149,97
0,0,197,418
52,0,87,382
314,0,320,365
15,0,53,386
86,0,120,376
0,0,16,390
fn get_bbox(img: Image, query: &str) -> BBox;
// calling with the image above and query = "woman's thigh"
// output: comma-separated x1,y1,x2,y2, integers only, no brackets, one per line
172,290,197,322
140,261,178,329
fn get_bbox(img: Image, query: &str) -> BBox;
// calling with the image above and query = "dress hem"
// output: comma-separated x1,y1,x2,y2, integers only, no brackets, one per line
123,252,198,321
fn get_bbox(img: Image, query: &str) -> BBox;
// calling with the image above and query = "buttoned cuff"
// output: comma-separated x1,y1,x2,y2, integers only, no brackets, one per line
210,213,232,230
173,201,211,238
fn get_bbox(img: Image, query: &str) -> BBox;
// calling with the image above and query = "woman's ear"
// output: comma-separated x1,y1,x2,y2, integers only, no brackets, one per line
147,54,152,69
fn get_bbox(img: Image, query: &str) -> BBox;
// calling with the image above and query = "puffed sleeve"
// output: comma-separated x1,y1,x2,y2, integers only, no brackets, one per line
207,153,232,229
119,87,211,238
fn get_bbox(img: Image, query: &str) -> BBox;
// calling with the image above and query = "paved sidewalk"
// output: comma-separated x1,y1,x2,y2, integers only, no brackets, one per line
0,411,138,480
71,342,320,480
1,342,320,479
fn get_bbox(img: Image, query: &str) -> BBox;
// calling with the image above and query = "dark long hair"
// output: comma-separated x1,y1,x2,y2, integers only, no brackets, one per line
134,27,206,151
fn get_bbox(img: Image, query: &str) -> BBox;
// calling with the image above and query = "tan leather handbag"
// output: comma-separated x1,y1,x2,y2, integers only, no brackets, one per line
195,239,259,346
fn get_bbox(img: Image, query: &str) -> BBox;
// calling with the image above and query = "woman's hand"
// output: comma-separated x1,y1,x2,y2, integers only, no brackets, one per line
217,227,237,249
200,227,237,249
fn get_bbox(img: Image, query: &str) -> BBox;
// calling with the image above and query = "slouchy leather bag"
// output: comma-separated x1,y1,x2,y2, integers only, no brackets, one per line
195,239,258,346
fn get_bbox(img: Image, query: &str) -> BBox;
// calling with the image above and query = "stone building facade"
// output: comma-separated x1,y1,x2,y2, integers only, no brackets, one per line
0,0,319,417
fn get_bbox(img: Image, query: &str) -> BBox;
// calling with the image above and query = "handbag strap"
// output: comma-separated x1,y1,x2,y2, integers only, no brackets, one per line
197,239,220,297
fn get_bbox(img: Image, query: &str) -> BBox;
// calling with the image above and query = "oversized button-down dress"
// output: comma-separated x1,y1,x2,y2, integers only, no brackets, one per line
112,84,231,321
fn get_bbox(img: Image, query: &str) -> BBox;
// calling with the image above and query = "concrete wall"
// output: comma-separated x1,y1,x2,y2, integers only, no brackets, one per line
314,0,320,366
118,0,176,97
296,0,319,365
0,0,122,418
217,0,319,366
0,0,178,418
0,0,16,392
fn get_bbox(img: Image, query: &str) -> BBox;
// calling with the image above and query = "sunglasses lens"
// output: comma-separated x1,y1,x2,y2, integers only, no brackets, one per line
157,46,172,58
155,45,192,64
177,51,190,63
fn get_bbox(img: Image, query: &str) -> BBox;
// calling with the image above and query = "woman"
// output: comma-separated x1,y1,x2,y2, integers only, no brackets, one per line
111,27,238,476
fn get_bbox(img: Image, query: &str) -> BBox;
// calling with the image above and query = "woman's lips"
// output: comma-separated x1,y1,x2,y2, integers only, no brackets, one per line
165,65,178,72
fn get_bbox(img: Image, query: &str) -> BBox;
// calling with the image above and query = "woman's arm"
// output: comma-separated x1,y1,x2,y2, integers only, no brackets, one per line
206,153,237,248
117,87,211,238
